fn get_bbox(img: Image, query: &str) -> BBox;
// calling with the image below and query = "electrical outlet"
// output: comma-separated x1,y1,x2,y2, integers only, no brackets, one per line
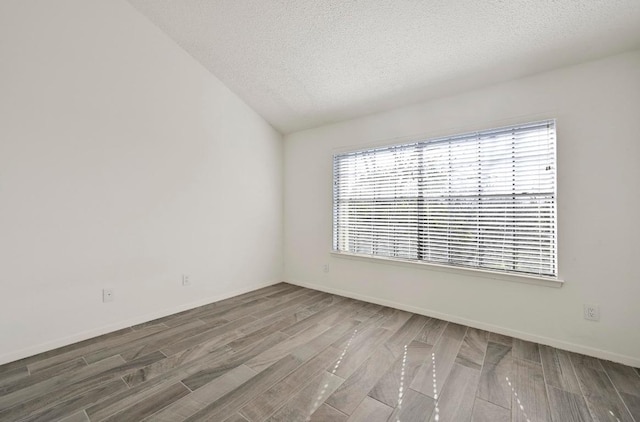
323,264,330,273
583,304,600,321
182,274,191,286
103,288,114,303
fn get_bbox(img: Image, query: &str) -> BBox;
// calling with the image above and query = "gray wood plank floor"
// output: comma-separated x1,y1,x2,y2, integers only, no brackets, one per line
1,283,639,422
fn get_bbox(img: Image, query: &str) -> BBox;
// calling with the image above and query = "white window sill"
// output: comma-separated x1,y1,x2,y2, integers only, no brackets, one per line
330,251,564,288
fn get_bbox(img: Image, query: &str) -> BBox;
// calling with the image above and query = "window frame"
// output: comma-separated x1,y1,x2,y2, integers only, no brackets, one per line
331,120,561,286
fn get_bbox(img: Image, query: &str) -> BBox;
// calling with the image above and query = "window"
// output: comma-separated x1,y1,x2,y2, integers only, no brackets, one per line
333,120,557,278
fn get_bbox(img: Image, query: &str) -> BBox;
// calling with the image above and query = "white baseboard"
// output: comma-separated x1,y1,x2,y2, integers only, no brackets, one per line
0,280,281,366
286,279,640,368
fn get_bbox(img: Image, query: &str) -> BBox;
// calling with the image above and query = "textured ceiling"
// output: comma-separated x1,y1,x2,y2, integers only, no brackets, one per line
126,0,640,134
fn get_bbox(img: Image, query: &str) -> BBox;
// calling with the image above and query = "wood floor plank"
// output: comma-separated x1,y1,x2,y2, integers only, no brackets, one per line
87,319,207,363
539,345,582,394
334,301,380,325
262,284,304,299
477,342,513,410
304,294,347,313
0,354,125,413
239,346,341,421
226,318,293,352
410,323,467,399
148,365,257,421
1,351,163,421
149,319,283,380
0,365,29,387
0,356,86,396
352,303,385,322
290,319,361,364
20,378,127,422
620,392,640,421
572,359,634,422
97,336,273,421
0,327,133,375
0,360,32,378
331,327,391,379
158,297,254,328
125,318,231,361
326,345,396,415
102,382,190,422
309,404,348,422
224,414,250,422
25,324,165,373
248,291,327,320
184,355,303,422
512,338,541,364
181,331,290,391
429,363,480,422
455,328,490,371
414,317,448,346
87,371,191,421
267,371,345,422
489,333,514,346
160,316,258,357
258,285,312,303
546,385,592,422
59,410,90,422
346,396,393,422
225,294,344,351
244,323,332,373
198,298,272,324
383,314,430,358
510,358,551,422
185,287,305,326
379,308,413,333
373,306,405,329
281,299,366,338
387,388,435,422
228,311,298,345
369,340,432,408
122,344,234,388
472,398,511,422
132,320,168,330
600,360,640,396
568,352,603,371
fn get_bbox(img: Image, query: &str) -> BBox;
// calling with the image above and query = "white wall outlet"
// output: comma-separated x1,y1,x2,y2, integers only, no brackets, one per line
182,274,191,286
323,264,330,273
102,288,114,303
583,304,600,321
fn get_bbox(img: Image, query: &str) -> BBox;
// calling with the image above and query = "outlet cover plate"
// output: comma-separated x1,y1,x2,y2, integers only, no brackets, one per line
103,288,114,303
583,304,600,321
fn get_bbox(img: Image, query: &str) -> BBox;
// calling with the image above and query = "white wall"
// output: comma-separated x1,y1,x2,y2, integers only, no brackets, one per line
284,50,640,366
0,0,283,364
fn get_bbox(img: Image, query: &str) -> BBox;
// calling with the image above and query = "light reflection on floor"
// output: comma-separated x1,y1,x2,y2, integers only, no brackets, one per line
305,329,358,421
432,352,440,421
299,333,632,422
506,376,531,422
394,344,409,422
395,348,439,422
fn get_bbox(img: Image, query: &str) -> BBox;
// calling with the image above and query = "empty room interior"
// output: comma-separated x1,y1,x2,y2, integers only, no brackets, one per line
1,1,640,421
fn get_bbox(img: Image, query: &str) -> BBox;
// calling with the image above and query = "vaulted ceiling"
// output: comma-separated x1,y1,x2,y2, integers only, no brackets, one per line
127,0,640,134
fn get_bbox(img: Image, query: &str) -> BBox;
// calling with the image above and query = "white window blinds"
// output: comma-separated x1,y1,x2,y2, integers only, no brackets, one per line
333,120,557,277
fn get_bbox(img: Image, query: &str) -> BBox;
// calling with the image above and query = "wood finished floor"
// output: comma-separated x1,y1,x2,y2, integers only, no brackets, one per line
1,283,639,422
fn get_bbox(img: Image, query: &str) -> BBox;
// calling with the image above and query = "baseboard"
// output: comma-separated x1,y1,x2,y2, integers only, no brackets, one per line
286,279,640,368
0,280,281,366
